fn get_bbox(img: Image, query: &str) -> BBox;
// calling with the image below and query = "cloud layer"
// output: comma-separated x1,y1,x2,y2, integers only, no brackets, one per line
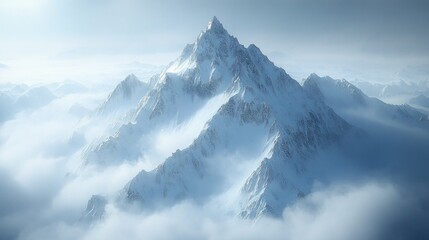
15,181,424,240
1,73,429,240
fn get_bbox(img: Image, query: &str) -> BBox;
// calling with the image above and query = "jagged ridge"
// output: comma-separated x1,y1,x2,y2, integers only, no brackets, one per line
100,17,356,219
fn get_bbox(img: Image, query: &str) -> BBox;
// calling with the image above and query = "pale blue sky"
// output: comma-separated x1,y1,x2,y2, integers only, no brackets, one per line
1,0,428,84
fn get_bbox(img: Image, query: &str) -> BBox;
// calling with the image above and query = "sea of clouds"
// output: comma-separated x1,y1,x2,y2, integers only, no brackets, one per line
0,75,428,240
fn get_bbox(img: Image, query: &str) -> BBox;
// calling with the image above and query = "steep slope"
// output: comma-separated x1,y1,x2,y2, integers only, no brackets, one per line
84,17,245,166
302,74,429,131
78,75,151,166
96,74,148,117
101,17,355,219
79,195,108,225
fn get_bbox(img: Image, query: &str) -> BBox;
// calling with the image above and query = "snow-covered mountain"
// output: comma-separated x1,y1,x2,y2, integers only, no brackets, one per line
409,94,429,109
14,86,56,111
81,17,359,219
302,74,429,132
96,74,148,117
353,79,429,98
0,85,57,123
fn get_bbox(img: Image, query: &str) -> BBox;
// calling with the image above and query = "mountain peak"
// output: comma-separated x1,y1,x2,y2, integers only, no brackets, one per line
308,73,320,79
171,16,237,73
206,16,227,34
111,74,144,100
124,74,138,82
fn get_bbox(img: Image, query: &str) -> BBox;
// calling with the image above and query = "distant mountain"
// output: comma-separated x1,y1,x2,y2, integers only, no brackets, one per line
0,86,57,123
0,83,29,98
79,195,107,225
302,74,429,131
14,86,56,111
409,94,429,109
68,103,90,118
353,79,429,98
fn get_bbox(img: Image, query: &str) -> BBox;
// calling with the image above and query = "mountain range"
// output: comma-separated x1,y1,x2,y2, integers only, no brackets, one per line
80,17,429,222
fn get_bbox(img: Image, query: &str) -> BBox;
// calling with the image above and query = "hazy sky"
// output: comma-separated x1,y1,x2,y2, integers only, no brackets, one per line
1,0,428,84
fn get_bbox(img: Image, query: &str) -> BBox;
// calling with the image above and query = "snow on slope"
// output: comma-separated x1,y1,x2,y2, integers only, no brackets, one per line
90,17,356,219
302,74,429,133
83,17,245,167
74,74,151,167
96,74,148,117
80,195,108,225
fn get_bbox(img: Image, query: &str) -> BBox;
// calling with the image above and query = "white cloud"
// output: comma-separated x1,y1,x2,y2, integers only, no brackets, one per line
1,73,428,240
16,181,408,240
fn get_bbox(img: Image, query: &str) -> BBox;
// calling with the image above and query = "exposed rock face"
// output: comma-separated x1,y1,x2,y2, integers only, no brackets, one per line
80,195,108,225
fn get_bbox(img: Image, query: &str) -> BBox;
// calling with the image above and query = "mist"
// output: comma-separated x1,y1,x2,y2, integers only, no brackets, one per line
1,1,429,239
0,72,428,240
12,180,429,240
